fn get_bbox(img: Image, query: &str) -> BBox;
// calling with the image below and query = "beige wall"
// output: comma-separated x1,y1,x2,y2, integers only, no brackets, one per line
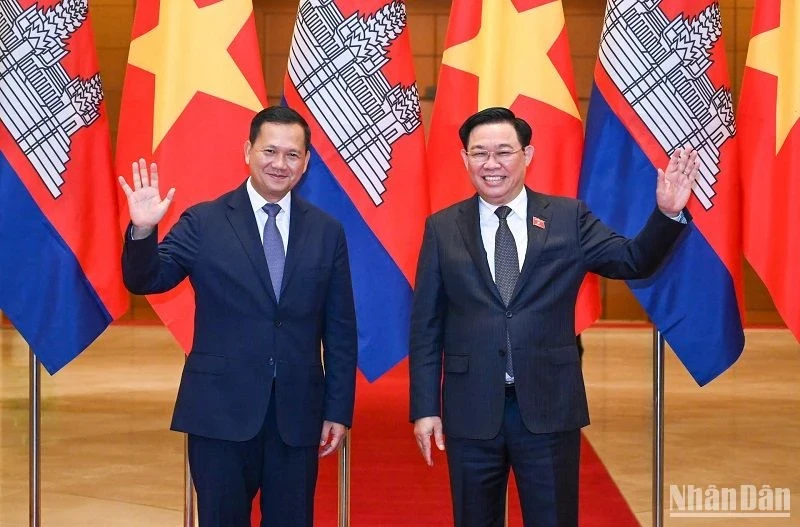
88,0,778,324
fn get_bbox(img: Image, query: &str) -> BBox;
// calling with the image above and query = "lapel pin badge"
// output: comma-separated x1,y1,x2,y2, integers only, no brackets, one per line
532,217,546,229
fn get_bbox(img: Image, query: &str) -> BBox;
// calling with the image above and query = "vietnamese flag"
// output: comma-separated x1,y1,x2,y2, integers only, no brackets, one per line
426,0,600,333
115,0,267,351
740,0,800,343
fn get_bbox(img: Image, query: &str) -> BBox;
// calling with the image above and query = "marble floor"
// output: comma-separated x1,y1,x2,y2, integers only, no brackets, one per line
580,328,799,527
1,325,798,526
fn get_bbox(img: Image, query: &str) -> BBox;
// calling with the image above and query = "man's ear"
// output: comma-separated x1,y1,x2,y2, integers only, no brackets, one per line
243,140,252,164
523,145,534,167
460,149,470,170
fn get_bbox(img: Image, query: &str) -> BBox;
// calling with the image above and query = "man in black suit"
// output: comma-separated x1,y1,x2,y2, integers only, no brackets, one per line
410,107,696,527
120,106,357,527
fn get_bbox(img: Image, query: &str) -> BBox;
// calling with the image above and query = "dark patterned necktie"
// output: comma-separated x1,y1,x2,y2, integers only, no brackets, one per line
262,203,285,301
495,206,519,379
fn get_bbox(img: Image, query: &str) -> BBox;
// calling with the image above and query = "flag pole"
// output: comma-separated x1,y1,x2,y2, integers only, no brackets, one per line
338,429,351,527
652,329,666,527
504,490,509,526
184,435,195,527
29,349,41,527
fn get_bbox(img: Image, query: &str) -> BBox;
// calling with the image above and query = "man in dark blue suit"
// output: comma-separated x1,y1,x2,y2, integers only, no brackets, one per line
120,106,357,527
410,107,697,527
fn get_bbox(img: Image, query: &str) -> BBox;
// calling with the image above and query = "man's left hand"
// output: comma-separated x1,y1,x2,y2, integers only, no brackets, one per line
319,421,347,458
657,145,699,217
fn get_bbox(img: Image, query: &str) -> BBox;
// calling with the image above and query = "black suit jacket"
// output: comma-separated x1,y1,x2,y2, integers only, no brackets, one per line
409,187,686,439
123,183,357,446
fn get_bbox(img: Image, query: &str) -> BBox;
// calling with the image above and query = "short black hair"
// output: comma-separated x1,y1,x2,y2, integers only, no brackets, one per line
249,106,311,151
458,107,532,149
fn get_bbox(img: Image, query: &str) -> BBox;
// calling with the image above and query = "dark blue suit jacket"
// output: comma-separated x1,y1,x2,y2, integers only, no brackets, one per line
123,183,357,446
409,187,686,439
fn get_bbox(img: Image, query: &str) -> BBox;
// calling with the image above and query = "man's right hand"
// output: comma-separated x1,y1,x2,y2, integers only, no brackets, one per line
118,158,175,238
413,416,445,467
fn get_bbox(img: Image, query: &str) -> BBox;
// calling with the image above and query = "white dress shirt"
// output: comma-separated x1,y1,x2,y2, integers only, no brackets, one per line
246,178,290,253
479,188,528,279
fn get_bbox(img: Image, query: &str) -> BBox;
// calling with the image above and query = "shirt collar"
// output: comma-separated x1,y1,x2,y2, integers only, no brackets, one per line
478,187,527,220
246,178,292,216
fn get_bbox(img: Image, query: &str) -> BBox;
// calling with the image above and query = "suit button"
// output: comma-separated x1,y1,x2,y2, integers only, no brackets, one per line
505,311,513,318
498,349,506,357
268,358,274,366
274,320,282,328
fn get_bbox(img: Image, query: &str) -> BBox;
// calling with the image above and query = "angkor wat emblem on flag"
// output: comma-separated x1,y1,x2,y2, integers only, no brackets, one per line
289,0,422,206
599,0,735,210
0,0,104,199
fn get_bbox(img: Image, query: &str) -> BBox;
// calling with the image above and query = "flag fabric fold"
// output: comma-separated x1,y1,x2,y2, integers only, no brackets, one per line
740,0,800,343
579,0,744,385
115,0,267,352
0,0,128,373
426,0,601,334
284,0,430,381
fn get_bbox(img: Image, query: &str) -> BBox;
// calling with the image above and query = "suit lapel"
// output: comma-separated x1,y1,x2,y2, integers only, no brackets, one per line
456,196,504,305
280,193,310,299
510,188,551,303
225,183,278,305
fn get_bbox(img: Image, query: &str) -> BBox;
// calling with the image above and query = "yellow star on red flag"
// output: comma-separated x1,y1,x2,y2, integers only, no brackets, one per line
745,1,800,153
127,0,263,152
442,0,579,118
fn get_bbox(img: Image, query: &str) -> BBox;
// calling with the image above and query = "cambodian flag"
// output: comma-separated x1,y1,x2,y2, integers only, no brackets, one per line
579,0,744,385
0,0,128,373
284,0,429,381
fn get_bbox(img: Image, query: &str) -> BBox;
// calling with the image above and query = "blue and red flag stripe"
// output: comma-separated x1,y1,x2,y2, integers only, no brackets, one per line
0,152,116,373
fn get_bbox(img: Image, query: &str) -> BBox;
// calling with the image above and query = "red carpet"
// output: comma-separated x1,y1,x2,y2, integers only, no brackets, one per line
253,359,639,526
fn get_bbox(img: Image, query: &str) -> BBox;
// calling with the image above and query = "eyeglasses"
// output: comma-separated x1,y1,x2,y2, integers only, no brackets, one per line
464,148,523,165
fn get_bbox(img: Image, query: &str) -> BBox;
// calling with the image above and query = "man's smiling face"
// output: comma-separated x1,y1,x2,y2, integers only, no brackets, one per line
460,121,533,205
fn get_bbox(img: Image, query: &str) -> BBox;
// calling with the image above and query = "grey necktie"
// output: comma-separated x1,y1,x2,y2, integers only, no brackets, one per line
495,205,519,379
262,203,285,301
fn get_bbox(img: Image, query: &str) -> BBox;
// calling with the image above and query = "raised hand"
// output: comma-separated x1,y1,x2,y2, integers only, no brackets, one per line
657,146,699,217
118,159,175,234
